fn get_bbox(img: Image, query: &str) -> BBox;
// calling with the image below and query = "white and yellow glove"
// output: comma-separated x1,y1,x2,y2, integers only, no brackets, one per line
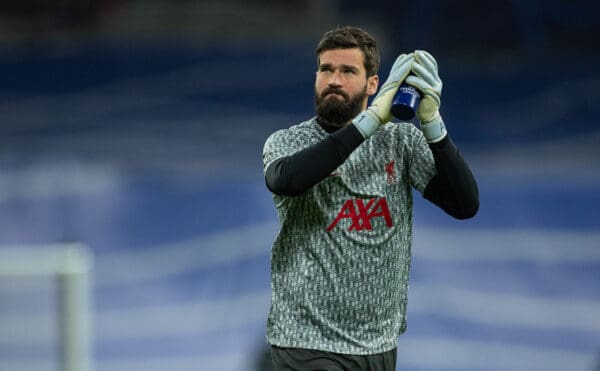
405,50,447,143
353,53,414,138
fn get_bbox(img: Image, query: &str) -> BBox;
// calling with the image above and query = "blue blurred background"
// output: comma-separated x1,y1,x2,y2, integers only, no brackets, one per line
0,1,599,370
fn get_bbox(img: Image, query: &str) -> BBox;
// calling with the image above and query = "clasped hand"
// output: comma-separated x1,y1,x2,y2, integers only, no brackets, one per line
353,50,447,142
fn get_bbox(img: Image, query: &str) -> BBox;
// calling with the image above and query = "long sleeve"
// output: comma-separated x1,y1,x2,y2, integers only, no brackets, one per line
423,135,479,219
265,124,365,196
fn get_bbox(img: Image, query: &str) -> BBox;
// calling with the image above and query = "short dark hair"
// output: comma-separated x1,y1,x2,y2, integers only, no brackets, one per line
316,26,380,77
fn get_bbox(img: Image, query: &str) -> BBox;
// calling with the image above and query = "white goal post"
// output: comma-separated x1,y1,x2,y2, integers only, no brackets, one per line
0,243,92,371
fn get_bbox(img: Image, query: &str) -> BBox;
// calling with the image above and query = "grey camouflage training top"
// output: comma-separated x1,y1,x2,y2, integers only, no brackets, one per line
262,117,436,355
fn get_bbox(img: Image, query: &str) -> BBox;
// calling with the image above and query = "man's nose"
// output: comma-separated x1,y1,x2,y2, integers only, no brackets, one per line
328,71,343,86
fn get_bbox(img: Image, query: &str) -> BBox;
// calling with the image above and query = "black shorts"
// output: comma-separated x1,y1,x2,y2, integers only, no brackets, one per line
271,345,397,371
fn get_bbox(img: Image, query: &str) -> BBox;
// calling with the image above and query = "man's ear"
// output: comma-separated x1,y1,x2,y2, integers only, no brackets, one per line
367,75,379,96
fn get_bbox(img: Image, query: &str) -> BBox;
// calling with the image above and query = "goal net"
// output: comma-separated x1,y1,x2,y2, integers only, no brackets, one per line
0,243,92,371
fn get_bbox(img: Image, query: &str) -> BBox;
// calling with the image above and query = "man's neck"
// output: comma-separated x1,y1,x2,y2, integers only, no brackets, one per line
316,117,349,133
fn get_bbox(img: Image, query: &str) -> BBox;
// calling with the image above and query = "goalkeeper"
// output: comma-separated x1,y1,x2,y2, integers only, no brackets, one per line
262,26,478,370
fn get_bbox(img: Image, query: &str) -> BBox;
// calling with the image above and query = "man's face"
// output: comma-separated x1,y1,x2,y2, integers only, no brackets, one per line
315,48,378,127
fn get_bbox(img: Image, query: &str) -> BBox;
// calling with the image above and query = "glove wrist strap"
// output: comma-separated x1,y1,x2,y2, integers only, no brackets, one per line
352,109,381,138
420,115,447,143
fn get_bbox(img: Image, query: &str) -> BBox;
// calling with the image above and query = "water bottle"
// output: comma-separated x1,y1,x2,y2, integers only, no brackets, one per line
391,83,420,120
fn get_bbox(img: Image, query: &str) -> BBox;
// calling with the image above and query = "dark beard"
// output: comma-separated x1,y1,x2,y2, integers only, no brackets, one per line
315,86,367,127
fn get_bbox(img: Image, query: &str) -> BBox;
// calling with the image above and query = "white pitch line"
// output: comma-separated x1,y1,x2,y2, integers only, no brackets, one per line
409,283,600,333
413,228,600,262
397,336,596,371
95,222,277,286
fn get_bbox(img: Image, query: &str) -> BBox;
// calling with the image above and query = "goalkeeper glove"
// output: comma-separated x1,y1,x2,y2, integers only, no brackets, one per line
353,53,414,138
405,50,447,143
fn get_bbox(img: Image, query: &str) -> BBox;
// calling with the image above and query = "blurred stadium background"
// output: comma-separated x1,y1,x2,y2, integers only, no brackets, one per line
0,1,599,370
